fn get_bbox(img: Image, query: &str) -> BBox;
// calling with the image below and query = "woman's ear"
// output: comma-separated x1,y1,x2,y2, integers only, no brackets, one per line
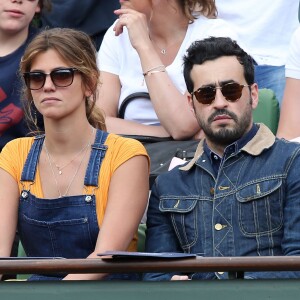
85,90,92,98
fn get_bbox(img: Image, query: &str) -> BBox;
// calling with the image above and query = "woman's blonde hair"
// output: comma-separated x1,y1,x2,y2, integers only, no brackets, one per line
20,27,106,132
178,0,217,21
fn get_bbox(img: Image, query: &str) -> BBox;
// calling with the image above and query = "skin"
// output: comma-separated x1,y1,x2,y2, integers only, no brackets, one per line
188,56,259,156
0,0,40,56
98,0,200,140
0,49,149,280
277,78,300,140
170,56,258,280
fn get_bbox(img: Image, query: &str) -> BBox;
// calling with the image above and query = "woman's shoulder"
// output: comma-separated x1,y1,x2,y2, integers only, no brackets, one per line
0,137,35,174
2,137,35,153
190,16,238,39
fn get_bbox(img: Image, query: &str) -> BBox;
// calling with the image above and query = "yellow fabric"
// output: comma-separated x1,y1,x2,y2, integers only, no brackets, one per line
0,133,149,252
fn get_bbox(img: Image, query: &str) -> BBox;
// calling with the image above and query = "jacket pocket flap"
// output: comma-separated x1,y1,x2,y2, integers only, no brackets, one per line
159,197,198,213
237,179,282,202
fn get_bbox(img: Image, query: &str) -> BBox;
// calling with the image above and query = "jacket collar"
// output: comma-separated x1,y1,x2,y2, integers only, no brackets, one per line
180,123,275,171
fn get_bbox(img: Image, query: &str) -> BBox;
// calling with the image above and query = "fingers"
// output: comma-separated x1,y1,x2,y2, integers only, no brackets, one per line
113,9,132,36
113,18,126,36
114,8,136,17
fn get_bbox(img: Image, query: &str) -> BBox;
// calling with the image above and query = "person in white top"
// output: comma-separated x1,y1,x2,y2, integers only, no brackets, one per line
277,26,300,140
215,0,299,105
97,0,238,140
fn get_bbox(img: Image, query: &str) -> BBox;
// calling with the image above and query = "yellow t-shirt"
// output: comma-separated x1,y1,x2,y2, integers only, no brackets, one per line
0,133,149,251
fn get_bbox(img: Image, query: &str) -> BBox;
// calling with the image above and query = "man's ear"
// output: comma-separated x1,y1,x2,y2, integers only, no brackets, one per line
250,83,259,109
187,93,195,115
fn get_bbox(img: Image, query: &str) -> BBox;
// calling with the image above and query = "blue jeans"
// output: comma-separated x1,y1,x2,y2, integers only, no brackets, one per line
19,130,141,281
254,65,285,106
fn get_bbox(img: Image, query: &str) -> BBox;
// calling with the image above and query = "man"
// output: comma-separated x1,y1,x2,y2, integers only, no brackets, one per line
144,37,300,280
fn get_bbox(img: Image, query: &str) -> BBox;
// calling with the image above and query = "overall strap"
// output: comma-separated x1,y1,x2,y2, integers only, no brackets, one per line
84,130,108,187
20,135,45,182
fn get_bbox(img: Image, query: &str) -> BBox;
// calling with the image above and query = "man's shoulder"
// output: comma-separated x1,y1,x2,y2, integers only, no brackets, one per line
274,137,300,151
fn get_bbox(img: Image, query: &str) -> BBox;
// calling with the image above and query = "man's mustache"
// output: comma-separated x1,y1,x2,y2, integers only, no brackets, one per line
208,109,238,124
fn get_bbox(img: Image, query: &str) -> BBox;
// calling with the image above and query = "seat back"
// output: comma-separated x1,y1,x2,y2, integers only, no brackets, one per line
253,89,280,134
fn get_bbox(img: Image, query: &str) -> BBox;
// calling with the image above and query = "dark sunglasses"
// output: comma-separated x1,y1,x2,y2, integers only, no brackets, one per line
191,82,250,105
23,68,79,90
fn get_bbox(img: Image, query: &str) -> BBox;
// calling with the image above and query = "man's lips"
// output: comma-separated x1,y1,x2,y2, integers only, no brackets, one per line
213,115,232,122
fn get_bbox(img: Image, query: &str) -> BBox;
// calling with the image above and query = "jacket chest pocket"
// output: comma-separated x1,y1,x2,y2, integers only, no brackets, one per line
159,197,199,250
236,179,283,236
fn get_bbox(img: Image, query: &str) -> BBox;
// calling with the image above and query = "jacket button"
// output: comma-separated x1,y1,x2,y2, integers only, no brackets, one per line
210,187,215,195
214,223,223,231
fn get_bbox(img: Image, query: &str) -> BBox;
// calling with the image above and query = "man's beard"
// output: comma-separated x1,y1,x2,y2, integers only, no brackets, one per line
198,107,252,147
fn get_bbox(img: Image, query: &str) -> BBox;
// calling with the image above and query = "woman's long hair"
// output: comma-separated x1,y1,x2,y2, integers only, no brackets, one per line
20,28,106,133
178,0,217,21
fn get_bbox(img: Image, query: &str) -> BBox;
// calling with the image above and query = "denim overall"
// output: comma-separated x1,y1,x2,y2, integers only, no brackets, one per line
18,130,138,280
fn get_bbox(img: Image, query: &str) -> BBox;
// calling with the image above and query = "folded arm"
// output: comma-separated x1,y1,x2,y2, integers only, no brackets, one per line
63,154,149,280
0,169,20,280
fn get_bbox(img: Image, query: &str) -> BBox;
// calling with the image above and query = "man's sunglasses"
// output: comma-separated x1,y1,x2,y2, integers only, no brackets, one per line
191,82,250,105
23,68,79,90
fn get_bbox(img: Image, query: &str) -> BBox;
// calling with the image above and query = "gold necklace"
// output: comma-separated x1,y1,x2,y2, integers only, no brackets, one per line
150,36,183,56
49,142,90,175
152,41,167,55
43,128,95,198
44,141,90,198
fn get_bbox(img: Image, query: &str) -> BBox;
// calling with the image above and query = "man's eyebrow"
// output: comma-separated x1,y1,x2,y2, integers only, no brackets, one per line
218,79,236,86
199,80,236,88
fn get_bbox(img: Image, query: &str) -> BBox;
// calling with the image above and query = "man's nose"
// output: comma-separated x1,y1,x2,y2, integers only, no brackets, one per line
212,88,228,108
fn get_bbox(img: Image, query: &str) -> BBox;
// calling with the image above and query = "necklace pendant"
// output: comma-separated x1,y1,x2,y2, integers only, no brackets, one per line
161,49,166,55
58,170,62,175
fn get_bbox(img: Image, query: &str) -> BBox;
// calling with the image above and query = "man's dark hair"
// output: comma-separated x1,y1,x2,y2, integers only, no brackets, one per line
183,37,255,93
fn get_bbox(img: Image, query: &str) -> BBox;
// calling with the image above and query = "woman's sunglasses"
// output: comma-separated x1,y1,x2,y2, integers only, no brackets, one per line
23,68,79,90
191,82,250,105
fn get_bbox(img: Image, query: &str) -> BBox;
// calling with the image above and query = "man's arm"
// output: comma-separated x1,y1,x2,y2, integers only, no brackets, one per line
144,180,184,281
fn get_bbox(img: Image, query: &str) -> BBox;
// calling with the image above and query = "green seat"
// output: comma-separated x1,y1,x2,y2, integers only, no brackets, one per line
253,88,280,134
138,223,146,252
16,242,30,280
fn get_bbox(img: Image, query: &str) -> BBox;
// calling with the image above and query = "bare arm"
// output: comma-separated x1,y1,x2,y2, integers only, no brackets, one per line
98,72,171,137
63,155,149,280
277,78,300,140
0,169,20,280
99,8,199,140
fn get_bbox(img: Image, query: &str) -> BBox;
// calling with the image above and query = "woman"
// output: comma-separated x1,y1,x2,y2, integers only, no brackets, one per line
277,26,300,140
98,0,238,140
0,28,149,280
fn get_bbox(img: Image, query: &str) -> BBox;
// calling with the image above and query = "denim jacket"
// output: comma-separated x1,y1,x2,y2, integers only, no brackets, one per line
144,124,300,280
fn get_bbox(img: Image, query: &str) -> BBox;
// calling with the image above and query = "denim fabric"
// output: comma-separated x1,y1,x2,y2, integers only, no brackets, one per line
19,131,110,281
254,65,285,106
144,124,300,280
